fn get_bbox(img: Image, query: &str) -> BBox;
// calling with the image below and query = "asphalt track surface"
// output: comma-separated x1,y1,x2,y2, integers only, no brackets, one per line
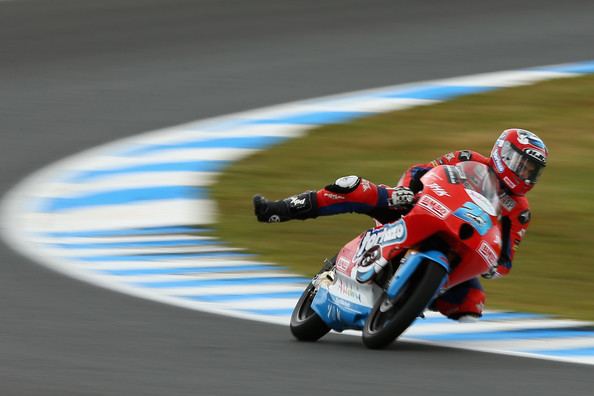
1,1,594,395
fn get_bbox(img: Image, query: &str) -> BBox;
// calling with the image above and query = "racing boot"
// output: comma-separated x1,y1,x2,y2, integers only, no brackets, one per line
430,283,485,322
253,191,318,223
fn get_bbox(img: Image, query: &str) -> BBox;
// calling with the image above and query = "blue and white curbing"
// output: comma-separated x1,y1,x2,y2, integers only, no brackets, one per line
2,61,594,365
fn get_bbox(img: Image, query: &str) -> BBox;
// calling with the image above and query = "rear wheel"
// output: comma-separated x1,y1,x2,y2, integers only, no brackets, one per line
362,261,446,349
289,258,334,342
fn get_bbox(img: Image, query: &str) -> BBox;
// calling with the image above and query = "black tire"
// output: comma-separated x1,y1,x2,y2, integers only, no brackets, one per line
362,261,446,349
289,258,335,342
290,283,331,341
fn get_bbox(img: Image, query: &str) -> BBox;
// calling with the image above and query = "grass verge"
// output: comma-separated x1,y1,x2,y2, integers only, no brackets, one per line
211,74,594,321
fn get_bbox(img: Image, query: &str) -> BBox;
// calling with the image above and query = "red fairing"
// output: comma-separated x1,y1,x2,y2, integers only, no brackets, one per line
402,165,502,288
338,162,503,292
396,148,533,278
335,235,364,277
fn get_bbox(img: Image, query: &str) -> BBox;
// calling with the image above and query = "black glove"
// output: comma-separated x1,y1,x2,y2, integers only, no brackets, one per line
481,266,502,279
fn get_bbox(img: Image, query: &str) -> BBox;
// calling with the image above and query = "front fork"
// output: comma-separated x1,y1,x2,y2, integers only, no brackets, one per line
385,249,449,302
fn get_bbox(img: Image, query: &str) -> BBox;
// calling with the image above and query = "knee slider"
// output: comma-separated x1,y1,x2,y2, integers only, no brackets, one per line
325,175,361,194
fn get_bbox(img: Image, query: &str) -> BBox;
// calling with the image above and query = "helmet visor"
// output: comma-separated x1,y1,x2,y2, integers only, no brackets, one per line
501,142,545,184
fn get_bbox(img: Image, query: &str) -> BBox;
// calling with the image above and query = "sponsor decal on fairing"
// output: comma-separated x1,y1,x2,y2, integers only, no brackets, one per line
478,240,498,270
335,279,363,303
428,182,450,197
381,220,407,244
355,219,407,258
336,256,350,272
418,195,451,219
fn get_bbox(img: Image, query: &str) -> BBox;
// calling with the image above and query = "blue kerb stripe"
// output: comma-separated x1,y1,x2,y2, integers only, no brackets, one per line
249,111,372,125
182,291,302,302
523,347,594,357
132,276,308,288
52,238,222,249
73,251,251,262
43,226,207,238
413,328,594,342
380,85,496,101
239,308,293,316
121,136,288,156
414,312,546,326
40,186,205,212
99,264,278,276
67,161,230,182
534,61,594,74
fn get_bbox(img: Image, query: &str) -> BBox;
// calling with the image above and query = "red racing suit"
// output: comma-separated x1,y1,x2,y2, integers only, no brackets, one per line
314,150,532,318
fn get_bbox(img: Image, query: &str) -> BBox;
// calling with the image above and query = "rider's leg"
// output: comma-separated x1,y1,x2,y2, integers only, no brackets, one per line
254,176,391,223
253,191,317,223
432,278,485,321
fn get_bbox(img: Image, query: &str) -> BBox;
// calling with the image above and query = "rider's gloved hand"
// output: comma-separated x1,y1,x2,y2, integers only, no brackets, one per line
388,186,415,210
481,266,502,279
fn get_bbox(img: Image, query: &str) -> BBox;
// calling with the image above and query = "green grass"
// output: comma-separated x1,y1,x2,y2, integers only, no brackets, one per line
211,74,594,321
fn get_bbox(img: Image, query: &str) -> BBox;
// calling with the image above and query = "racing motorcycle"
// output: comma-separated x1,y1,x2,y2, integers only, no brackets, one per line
290,161,502,349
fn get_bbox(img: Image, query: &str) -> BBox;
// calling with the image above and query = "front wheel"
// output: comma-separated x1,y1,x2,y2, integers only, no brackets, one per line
290,282,331,341
290,258,335,342
362,261,446,349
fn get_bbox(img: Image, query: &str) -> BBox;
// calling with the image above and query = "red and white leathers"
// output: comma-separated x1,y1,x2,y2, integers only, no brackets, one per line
313,150,532,319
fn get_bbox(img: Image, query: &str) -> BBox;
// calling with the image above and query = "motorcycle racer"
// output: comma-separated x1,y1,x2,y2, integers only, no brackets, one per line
253,129,548,321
